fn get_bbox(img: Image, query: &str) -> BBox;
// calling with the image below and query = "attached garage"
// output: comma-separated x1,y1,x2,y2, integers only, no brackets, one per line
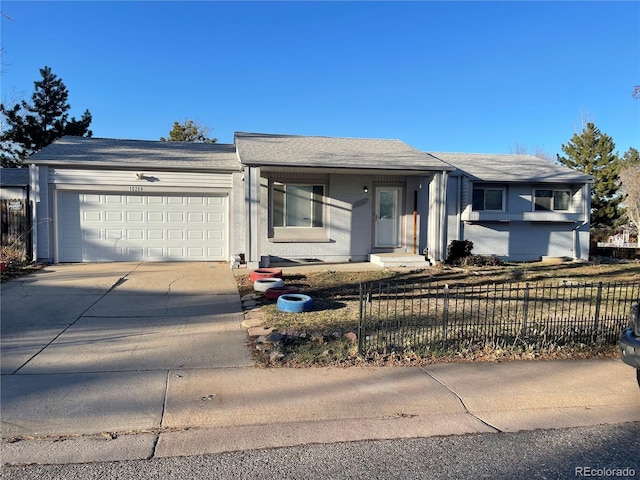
57,191,228,262
28,137,243,264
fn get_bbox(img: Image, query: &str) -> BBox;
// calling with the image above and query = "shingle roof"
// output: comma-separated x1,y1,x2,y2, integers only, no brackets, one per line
0,168,29,186
28,136,241,171
431,152,593,183
235,132,454,171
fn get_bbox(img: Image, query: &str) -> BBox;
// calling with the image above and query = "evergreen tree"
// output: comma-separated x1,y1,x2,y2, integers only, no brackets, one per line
160,119,217,143
0,66,92,167
557,122,622,231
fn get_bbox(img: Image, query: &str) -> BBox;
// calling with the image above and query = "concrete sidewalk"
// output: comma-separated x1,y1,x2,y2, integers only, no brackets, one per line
2,360,639,465
1,262,639,466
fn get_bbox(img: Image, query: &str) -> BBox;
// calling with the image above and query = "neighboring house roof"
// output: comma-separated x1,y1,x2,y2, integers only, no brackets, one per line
235,132,455,171
28,136,241,171
431,152,593,183
0,168,29,187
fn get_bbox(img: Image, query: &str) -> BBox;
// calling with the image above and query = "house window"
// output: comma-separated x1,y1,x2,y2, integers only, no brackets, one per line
534,189,570,211
273,183,324,228
472,188,504,211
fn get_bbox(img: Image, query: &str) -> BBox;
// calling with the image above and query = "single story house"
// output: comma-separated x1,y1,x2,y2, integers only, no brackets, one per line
26,133,593,267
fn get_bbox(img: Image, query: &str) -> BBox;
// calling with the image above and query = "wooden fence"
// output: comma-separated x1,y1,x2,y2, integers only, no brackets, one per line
1,199,31,261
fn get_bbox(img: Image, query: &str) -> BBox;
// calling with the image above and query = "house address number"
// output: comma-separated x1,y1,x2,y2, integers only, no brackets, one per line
129,186,144,192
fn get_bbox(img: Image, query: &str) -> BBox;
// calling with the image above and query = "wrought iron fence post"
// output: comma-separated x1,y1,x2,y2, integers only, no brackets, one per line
521,282,530,337
593,281,603,341
442,284,449,349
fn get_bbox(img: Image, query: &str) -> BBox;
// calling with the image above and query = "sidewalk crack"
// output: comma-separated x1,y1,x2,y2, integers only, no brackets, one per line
150,370,171,459
420,367,502,433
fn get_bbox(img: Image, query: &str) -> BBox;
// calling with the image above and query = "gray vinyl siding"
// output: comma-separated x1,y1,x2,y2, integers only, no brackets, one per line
463,222,577,261
0,187,27,200
255,173,429,263
48,168,233,190
257,173,375,262
448,177,590,261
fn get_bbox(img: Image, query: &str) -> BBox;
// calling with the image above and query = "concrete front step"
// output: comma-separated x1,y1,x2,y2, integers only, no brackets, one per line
369,253,431,268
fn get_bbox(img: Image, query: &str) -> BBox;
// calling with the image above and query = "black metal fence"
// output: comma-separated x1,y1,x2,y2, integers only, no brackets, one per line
357,280,640,355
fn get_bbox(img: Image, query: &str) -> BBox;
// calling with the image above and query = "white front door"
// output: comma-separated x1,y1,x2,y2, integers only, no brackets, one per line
374,186,402,247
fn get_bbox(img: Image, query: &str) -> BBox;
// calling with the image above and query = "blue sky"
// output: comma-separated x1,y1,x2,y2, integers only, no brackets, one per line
1,1,638,157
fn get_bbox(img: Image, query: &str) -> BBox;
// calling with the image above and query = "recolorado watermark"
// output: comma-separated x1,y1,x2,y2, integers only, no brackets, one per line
575,466,636,478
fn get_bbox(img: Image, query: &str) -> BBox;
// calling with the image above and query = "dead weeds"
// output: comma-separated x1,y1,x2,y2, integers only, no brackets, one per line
237,260,640,367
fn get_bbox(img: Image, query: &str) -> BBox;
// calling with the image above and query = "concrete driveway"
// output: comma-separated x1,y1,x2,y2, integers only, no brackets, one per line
1,262,252,438
1,262,251,374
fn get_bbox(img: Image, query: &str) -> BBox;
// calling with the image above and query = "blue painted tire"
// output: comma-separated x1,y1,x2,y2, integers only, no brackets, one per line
254,278,285,292
277,294,313,313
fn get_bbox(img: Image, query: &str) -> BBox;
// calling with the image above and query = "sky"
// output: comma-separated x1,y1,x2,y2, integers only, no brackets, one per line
1,1,639,158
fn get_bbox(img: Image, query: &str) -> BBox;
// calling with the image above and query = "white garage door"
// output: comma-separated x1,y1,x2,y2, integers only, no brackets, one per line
58,192,228,262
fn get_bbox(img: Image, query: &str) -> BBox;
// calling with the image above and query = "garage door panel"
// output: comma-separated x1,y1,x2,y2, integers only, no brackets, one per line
83,229,101,240
105,195,123,203
58,192,228,262
106,211,123,221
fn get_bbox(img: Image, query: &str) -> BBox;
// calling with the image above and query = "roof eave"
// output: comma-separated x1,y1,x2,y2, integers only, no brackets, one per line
27,159,242,172
240,161,455,172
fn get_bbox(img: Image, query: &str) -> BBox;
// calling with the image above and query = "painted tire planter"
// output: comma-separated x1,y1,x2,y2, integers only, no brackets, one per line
249,268,283,282
254,277,285,292
277,294,314,313
265,285,300,301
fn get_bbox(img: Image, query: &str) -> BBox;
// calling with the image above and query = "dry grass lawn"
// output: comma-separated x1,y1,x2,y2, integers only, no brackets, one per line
239,259,640,366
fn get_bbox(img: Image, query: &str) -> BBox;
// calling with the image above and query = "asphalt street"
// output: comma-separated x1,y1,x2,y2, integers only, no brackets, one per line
2,423,639,480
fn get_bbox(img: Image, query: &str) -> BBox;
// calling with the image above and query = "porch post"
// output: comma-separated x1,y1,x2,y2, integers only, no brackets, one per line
427,170,449,264
245,166,261,269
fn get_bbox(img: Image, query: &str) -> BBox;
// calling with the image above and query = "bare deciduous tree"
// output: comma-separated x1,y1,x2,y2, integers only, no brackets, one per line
509,141,555,163
619,147,640,234
620,166,640,231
